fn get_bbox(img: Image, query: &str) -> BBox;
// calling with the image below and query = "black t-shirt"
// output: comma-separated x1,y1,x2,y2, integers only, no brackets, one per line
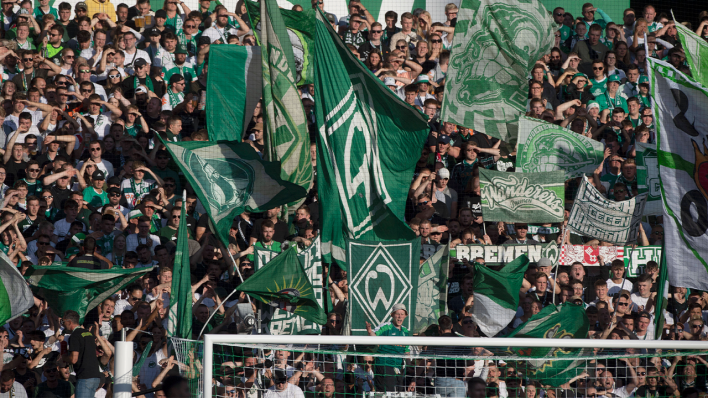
50,185,72,210
67,254,108,270
121,76,164,99
250,218,289,243
4,159,28,187
68,327,102,379
11,69,49,93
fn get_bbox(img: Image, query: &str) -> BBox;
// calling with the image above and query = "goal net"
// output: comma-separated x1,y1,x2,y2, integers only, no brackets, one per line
171,335,708,398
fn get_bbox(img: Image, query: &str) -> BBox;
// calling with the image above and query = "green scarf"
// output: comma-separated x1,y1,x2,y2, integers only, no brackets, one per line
166,88,183,108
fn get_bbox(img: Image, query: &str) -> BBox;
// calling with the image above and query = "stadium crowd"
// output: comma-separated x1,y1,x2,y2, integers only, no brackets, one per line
0,0,703,397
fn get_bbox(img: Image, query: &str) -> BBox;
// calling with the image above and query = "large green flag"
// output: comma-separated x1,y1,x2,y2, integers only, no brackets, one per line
440,0,555,142
635,142,662,216
206,45,262,141
167,193,192,339
313,10,429,265
655,250,669,340
517,116,605,179
246,0,315,85
25,265,153,323
258,0,313,200
238,246,326,325
0,252,33,326
160,140,307,247
472,254,529,337
674,20,708,88
479,169,565,223
347,239,420,335
506,302,590,386
413,244,450,335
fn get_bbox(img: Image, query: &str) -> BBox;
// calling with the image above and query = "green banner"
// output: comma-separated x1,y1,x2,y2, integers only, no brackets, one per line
635,142,661,216
413,244,450,335
206,45,262,141
453,241,560,266
313,11,428,265
0,251,33,326
480,169,565,223
258,0,313,204
441,0,555,142
674,21,708,88
348,239,420,335
246,0,315,86
161,140,307,247
167,196,192,339
517,116,605,179
567,176,647,245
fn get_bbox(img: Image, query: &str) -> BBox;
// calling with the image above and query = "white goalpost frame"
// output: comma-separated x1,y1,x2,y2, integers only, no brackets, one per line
202,335,708,398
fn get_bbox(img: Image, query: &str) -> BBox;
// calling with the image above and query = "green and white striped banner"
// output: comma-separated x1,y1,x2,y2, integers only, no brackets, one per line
0,252,33,326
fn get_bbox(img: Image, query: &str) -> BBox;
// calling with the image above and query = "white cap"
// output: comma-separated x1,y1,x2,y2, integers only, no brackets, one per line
438,168,450,179
415,74,430,84
383,77,397,86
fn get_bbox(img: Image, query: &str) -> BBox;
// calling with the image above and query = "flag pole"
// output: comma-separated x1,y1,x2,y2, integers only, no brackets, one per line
552,227,569,304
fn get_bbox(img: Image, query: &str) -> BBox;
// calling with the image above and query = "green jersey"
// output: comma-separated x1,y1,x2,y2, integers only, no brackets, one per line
595,92,628,113
374,322,410,367
588,77,608,97
83,187,108,209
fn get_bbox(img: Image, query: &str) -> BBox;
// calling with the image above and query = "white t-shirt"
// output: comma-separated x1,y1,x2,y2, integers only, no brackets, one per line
630,293,650,312
606,278,633,297
77,159,115,178
265,383,305,398
202,26,240,44
0,382,29,398
53,218,82,239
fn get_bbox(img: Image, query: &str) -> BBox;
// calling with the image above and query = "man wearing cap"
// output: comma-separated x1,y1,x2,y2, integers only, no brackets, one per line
162,74,186,111
596,74,629,114
365,303,410,392
82,169,108,210
35,361,75,397
86,0,116,22
201,6,238,45
427,134,456,170
413,75,435,112
162,44,197,92
265,368,305,398
122,30,151,74
122,58,163,99
383,76,405,99
99,185,130,221
432,167,457,219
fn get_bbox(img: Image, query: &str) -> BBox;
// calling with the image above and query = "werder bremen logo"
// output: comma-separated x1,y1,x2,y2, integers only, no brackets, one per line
183,151,254,214
350,243,412,326
521,123,598,175
482,175,564,218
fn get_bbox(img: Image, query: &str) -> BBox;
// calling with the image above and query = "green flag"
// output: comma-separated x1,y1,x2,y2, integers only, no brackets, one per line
206,45,262,141
347,239,421,335
246,0,315,85
238,246,326,325
313,10,428,265
413,244,450,335
517,116,605,179
674,20,708,88
133,341,152,377
160,140,307,247
167,193,192,339
25,265,153,323
440,0,555,142
635,142,661,215
472,255,529,337
258,0,313,201
479,169,565,223
507,302,590,386
655,249,669,340
0,252,33,326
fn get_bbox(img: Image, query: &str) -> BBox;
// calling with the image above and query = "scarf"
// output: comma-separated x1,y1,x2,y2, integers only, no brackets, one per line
165,11,183,33
167,88,184,108
177,29,197,55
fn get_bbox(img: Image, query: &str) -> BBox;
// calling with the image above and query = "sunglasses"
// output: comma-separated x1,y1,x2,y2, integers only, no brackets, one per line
90,147,101,151
108,74,120,79
185,24,196,28
79,69,91,73
431,39,443,43
615,189,626,193
46,368,58,373
81,89,93,93
28,168,40,172
638,372,647,376
371,30,382,33
692,324,704,328
37,241,50,246
555,12,564,16
462,320,474,325
22,58,34,61
109,193,121,197
418,201,429,205
593,67,604,70
64,55,74,58
396,45,407,49
431,232,442,235
164,184,175,188
618,302,629,306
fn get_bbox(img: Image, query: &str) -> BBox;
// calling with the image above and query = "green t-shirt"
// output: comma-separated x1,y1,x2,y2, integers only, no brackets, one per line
96,233,117,255
162,64,197,94
595,92,628,114
83,187,108,209
588,77,608,97
21,179,42,197
374,322,410,367
157,225,193,244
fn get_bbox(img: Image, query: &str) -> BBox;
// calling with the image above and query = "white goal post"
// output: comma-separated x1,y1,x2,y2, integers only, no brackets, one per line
202,335,708,398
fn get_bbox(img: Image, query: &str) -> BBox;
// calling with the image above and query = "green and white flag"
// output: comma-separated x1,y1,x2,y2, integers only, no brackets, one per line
635,142,662,216
246,0,315,85
567,176,647,245
472,254,529,337
674,20,708,88
161,140,307,247
313,10,428,265
258,0,313,201
238,246,326,325
206,45,262,141
254,238,324,335
440,0,555,142
506,302,590,386
167,192,192,339
414,244,450,335
480,169,565,223
0,252,33,326
650,57,708,290
348,239,420,335
655,250,669,340
25,265,153,323
517,116,605,179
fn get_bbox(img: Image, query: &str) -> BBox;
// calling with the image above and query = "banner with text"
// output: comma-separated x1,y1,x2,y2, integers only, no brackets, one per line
480,169,565,223
567,176,647,244
453,241,560,266
635,142,661,216
559,245,661,278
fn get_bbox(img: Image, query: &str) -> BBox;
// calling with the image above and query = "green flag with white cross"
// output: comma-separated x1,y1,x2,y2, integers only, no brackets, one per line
313,9,429,265
160,140,308,247
441,0,556,142
258,0,313,204
674,19,708,88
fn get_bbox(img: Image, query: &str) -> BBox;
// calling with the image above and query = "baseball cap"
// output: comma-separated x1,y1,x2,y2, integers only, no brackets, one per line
383,77,397,87
107,176,121,186
134,58,148,68
174,44,188,55
537,258,552,268
71,232,86,245
572,72,588,80
17,8,29,15
608,74,621,83
391,303,408,315
639,75,650,84
92,170,105,180
75,1,87,10
252,122,263,132
108,187,121,195
437,168,450,179
169,74,185,84
135,86,148,94
147,27,161,37
325,13,336,24
128,210,143,220
437,134,451,144
415,74,429,84
570,295,584,304
273,369,288,383
155,9,167,18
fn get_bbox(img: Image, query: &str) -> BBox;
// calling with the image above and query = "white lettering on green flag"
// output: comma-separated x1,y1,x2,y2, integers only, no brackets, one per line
455,241,559,266
567,176,647,245
635,142,662,215
413,244,450,335
480,169,565,223
517,116,605,179
441,0,555,141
